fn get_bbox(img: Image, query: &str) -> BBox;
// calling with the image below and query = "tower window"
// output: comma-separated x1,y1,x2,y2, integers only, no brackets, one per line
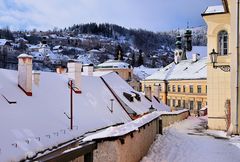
218,30,228,55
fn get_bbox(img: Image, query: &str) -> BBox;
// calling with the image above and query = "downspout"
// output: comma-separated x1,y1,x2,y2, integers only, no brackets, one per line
236,0,240,135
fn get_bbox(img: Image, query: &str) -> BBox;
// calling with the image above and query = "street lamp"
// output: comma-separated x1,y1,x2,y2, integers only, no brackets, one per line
209,49,230,72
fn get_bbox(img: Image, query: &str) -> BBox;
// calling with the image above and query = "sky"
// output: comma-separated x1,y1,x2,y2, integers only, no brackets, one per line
0,0,222,32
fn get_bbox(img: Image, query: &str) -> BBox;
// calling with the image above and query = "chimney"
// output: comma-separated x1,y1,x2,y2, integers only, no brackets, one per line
18,54,33,96
174,49,183,64
67,60,82,93
56,66,67,74
32,71,40,86
192,53,200,62
83,64,94,76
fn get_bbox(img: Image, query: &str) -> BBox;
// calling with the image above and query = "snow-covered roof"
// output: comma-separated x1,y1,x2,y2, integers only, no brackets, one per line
0,39,10,46
133,66,160,80
0,67,170,161
0,69,131,161
204,5,225,14
97,60,131,69
145,57,207,81
186,46,207,59
102,72,163,115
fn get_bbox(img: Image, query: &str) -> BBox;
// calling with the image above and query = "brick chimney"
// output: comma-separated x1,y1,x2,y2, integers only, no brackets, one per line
83,64,94,76
56,66,67,74
18,54,33,96
67,60,82,93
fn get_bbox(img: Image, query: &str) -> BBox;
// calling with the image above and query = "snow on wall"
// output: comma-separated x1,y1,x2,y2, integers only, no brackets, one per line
83,109,189,142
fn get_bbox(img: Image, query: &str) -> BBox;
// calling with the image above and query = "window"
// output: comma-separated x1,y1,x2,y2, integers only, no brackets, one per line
173,99,176,107
167,99,171,106
218,30,228,55
197,85,201,93
190,101,194,110
168,85,171,92
206,85,207,93
189,85,193,93
159,84,162,92
197,101,202,110
183,85,186,93
178,85,181,92
178,100,181,107
183,100,185,108
172,85,176,92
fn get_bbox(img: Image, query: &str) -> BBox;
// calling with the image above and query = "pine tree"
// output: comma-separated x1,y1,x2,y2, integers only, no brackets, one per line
131,53,135,67
137,50,144,66
115,45,123,60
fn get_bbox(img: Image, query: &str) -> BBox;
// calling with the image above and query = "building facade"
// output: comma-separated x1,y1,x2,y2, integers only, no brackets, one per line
141,56,207,114
202,0,238,131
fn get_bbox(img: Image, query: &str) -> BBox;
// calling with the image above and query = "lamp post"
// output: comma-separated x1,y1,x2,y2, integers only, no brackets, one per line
209,49,230,72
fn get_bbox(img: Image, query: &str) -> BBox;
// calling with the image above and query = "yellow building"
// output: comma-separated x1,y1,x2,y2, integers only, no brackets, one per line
141,55,207,114
202,0,240,132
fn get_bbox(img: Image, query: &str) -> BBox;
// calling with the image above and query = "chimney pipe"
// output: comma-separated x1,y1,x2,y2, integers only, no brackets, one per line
83,64,94,76
192,53,200,62
67,60,82,93
32,71,40,86
18,54,33,96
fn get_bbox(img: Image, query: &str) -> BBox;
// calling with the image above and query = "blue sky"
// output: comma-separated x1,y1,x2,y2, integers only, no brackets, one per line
0,0,221,32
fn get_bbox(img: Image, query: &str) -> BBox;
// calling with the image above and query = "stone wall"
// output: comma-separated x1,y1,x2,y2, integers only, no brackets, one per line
92,110,189,162
93,119,158,162
161,110,190,128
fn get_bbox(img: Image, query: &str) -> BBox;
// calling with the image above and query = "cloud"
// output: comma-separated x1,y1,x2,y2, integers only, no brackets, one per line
0,0,222,31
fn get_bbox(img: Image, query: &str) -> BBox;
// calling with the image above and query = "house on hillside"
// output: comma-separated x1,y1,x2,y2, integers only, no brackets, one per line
0,39,16,69
0,54,170,161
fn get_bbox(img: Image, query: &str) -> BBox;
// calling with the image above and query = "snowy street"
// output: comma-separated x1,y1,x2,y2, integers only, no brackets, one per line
141,117,240,162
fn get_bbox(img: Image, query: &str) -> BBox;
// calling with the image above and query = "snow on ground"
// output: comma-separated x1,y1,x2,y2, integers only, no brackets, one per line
141,116,240,162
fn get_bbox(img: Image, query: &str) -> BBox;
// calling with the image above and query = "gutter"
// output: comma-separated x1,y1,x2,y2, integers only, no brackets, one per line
236,0,240,135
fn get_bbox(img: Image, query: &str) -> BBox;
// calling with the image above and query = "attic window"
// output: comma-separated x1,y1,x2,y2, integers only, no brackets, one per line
131,91,141,101
123,92,134,102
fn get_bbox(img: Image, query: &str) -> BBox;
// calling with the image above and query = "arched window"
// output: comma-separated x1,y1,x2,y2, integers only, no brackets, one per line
218,30,228,55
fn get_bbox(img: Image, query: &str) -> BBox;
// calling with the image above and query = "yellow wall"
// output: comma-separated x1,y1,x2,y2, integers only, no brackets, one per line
95,68,133,81
203,6,232,130
141,79,207,113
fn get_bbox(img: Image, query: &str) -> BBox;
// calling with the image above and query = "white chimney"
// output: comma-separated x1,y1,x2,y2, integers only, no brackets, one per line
174,49,183,64
32,71,40,86
192,53,200,62
18,54,33,96
83,64,94,76
67,60,82,93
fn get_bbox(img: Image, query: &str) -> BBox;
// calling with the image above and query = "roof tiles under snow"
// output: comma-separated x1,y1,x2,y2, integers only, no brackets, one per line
145,57,207,81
